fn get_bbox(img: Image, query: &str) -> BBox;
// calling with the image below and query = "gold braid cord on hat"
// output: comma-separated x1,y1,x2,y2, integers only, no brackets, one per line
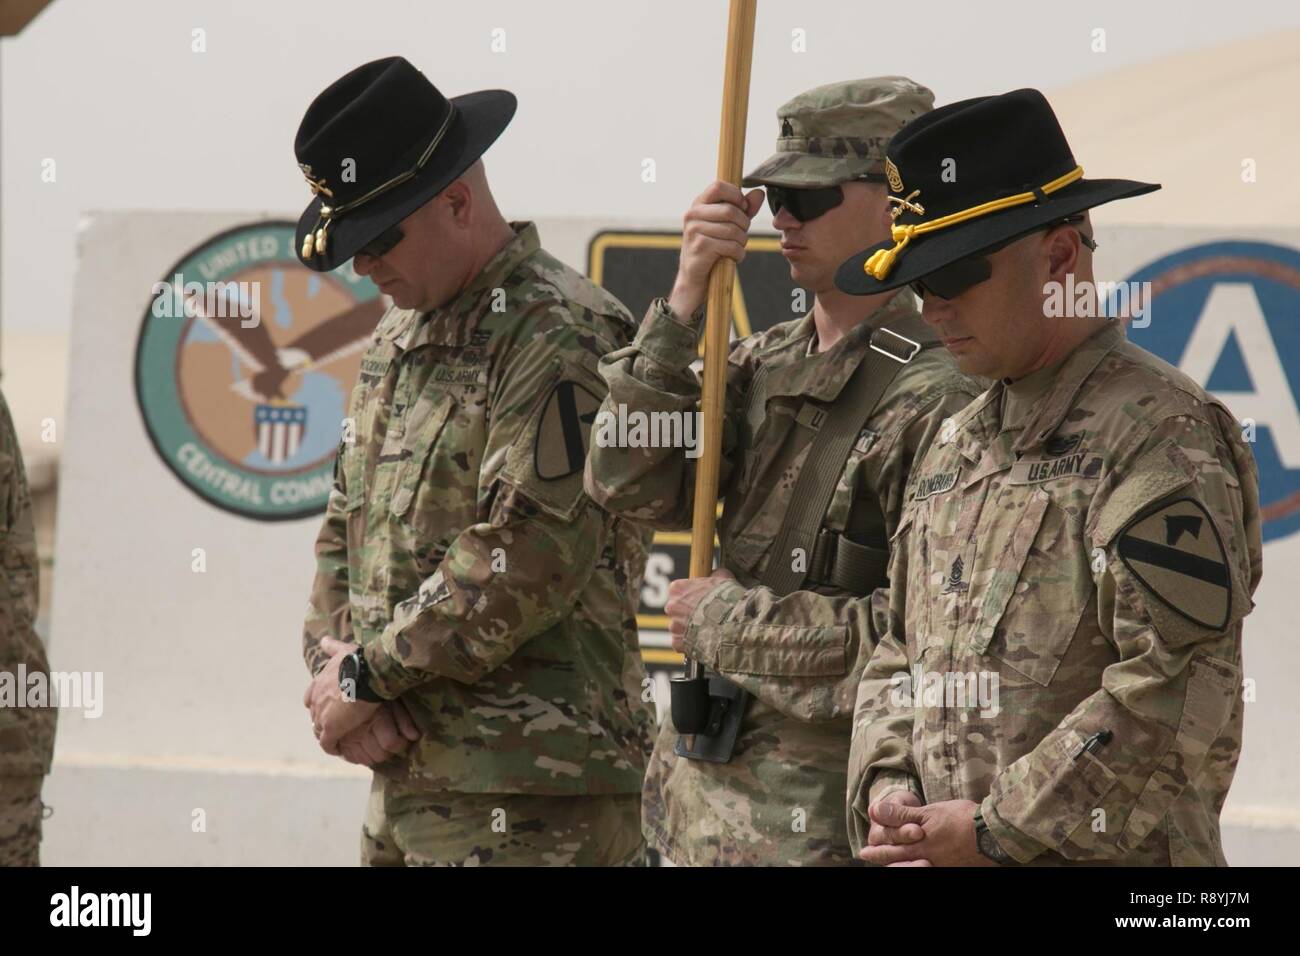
865,165,1084,280
300,105,458,260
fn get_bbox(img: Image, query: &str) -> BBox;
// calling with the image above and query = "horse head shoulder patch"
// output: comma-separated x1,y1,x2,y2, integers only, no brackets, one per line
534,379,602,481
1116,497,1232,630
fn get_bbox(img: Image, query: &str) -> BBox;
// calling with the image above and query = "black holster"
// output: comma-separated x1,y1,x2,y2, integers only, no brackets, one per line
674,674,751,764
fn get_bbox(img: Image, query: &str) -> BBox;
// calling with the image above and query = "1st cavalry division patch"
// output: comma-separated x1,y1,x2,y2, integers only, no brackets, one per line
534,380,601,481
1116,497,1232,630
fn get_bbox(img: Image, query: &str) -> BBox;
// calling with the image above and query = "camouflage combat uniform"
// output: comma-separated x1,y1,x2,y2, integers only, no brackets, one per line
303,222,656,866
0,391,56,867
849,321,1261,865
586,79,982,867
588,287,979,865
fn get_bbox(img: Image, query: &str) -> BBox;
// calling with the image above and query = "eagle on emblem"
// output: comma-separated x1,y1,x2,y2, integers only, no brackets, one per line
182,291,382,402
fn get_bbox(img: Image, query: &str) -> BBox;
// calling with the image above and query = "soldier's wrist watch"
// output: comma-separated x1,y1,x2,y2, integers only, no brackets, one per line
973,809,1015,865
339,649,384,703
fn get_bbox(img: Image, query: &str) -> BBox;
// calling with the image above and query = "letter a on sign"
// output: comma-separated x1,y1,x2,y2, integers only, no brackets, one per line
534,380,602,480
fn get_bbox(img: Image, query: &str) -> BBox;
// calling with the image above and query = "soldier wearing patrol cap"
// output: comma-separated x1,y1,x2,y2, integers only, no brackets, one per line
296,56,656,865
837,88,1260,865
585,79,983,865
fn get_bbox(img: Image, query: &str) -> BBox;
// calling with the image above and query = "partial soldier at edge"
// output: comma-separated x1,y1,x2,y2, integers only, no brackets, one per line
0,389,56,867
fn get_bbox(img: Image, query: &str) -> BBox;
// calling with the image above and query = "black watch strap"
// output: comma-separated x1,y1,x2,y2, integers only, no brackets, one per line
974,809,1015,865
342,650,384,703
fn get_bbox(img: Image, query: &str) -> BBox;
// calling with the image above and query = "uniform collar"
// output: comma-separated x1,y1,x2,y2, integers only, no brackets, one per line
936,384,999,465
1008,320,1126,453
1000,359,1065,433
763,290,919,403
380,221,541,350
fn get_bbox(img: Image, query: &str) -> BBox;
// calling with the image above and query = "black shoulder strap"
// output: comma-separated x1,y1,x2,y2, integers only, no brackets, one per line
758,309,938,597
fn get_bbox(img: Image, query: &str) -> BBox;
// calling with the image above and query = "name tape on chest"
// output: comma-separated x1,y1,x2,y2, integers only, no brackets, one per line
914,469,960,500
360,354,392,380
1009,453,1103,485
430,364,489,386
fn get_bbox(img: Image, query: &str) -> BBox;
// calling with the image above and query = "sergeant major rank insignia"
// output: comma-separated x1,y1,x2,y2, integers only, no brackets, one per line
940,555,969,594
885,157,904,193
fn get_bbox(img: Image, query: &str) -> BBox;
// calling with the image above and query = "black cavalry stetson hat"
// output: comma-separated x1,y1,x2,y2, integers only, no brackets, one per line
293,56,516,272
835,88,1159,295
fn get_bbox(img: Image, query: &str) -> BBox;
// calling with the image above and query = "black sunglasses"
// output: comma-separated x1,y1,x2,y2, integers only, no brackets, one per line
356,224,405,260
909,216,1098,300
767,173,888,223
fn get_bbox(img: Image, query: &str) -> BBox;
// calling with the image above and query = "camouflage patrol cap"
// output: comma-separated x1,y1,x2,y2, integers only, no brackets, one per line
742,77,934,189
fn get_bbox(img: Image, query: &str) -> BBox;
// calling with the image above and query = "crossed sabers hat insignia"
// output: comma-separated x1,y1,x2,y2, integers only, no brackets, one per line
299,164,334,199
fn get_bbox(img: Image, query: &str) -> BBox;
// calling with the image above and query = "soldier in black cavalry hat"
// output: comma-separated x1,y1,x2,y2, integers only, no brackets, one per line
841,89,1260,867
297,56,656,866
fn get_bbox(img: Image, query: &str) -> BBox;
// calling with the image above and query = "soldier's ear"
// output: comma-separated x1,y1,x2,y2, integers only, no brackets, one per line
443,178,474,227
1045,227,1082,284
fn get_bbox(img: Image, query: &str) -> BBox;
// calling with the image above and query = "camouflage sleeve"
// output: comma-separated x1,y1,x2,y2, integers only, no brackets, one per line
681,579,888,723
846,611,924,854
301,440,355,676
0,390,56,776
584,297,752,529
980,412,1259,864
839,494,927,854
675,385,977,720
362,322,607,697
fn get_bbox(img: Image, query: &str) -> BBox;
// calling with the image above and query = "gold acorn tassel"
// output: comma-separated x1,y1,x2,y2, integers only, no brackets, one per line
313,207,333,256
864,225,916,280
300,206,333,259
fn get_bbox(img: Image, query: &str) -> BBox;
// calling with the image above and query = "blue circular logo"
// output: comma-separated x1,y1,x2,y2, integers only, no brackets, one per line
1125,240,1300,543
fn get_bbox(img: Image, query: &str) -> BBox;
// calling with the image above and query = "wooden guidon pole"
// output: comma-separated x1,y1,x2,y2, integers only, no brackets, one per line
685,0,757,677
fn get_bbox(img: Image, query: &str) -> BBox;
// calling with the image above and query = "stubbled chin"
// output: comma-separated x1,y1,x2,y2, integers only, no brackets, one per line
954,354,994,378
